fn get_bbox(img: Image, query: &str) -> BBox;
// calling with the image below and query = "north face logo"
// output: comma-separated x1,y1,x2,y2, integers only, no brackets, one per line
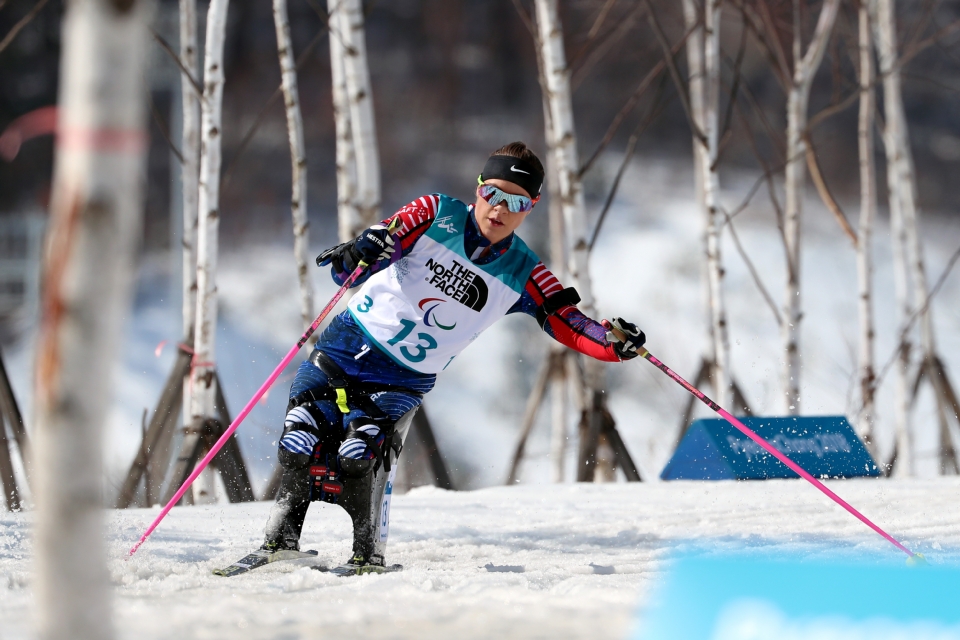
425,258,488,311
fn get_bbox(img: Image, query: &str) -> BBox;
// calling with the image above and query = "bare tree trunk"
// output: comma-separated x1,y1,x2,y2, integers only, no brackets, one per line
873,0,938,476
339,0,380,227
543,90,568,483
701,0,731,407
179,0,199,456
781,0,840,414
856,1,878,456
534,0,608,482
328,0,360,242
190,0,229,429
179,0,199,341
682,0,715,380
549,351,567,482
273,0,314,331
33,1,152,637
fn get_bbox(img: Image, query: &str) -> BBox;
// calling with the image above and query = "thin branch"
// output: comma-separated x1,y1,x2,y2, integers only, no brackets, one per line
715,23,749,170
755,0,793,85
733,100,788,252
733,64,786,160
588,77,670,253
874,239,960,393
579,64,663,177
222,23,330,189
724,162,783,222
641,0,706,144
569,0,623,70
807,88,859,131
721,207,783,327
898,18,960,70
147,88,184,165
804,136,856,245
587,0,619,40
0,0,49,56
579,19,694,178
729,0,790,93
151,29,204,99
572,4,647,89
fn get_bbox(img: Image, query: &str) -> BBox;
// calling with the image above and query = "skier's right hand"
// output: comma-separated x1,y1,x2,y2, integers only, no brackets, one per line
316,241,360,274
353,223,396,266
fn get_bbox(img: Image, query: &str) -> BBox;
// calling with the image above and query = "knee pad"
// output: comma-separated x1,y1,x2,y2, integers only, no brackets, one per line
339,420,383,462
278,404,327,470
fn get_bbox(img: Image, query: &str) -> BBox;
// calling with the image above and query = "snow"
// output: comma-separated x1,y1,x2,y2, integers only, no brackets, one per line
3,155,960,636
3,478,960,639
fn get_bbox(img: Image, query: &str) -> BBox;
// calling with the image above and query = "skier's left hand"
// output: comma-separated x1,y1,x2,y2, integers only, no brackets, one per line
602,317,645,360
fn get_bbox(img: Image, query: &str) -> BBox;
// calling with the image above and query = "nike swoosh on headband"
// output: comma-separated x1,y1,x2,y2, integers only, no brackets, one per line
510,165,530,174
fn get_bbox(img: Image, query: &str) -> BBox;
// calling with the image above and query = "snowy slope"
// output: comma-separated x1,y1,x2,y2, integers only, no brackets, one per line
4,156,960,496
2,478,959,639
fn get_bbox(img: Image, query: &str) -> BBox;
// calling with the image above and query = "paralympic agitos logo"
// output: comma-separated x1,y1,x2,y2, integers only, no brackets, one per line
424,258,488,311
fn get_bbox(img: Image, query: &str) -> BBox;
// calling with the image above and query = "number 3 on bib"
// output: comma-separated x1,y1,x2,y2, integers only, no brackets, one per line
387,318,438,363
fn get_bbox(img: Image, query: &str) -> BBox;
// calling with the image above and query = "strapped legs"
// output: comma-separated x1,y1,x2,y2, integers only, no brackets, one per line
336,408,416,565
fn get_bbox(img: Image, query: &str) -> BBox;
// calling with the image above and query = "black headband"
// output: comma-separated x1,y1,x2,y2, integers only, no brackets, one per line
480,155,543,198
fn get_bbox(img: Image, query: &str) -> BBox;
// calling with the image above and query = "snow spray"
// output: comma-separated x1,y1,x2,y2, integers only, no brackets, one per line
129,249,383,556
639,348,923,562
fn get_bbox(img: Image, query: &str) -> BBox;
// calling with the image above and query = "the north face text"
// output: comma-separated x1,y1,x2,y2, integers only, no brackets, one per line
425,258,488,311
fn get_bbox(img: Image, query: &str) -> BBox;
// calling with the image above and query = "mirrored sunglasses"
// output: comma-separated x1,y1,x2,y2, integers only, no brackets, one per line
477,179,537,213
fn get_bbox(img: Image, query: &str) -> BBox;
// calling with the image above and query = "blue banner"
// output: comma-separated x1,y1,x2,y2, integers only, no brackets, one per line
660,416,880,480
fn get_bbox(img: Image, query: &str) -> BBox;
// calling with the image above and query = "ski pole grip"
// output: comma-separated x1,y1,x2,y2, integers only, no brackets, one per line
609,324,627,343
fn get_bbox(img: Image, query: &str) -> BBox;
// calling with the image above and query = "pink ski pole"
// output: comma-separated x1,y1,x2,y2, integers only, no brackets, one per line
129,258,372,556
638,347,921,560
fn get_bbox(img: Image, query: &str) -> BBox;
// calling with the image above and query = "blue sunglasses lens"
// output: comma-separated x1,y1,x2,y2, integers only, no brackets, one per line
479,184,533,213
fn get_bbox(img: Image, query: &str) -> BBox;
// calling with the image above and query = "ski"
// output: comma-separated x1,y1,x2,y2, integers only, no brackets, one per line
212,549,319,577
312,562,403,577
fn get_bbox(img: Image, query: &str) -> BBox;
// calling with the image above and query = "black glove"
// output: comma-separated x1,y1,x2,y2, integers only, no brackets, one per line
354,223,396,265
315,221,398,274
603,317,645,360
316,241,360,274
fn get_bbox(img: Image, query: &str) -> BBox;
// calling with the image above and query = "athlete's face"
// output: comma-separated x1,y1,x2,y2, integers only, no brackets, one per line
473,178,534,244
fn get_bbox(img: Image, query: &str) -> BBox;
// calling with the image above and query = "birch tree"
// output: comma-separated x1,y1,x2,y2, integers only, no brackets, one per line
684,0,731,408
190,0,230,431
872,0,948,475
534,0,607,481
180,0,199,342
856,0,878,455
273,0,314,330
338,0,380,227
328,0,361,242
781,0,840,414
33,0,152,637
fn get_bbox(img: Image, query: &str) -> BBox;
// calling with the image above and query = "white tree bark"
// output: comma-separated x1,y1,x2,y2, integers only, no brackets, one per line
682,0,714,369
273,0,314,331
536,0,610,481
781,0,840,414
700,0,731,408
535,0,597,332
328,0,361,242
339,0,380,227
190,0,229,425
179,0,199,341
33,1,152,637
856,2,878,455
873,0,936,475
543,98,569,483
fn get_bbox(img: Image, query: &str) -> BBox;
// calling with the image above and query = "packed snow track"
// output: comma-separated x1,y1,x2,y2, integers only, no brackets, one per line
2,479,959,639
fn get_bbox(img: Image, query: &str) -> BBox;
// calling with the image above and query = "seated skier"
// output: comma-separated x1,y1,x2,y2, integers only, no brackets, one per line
261,141,645,575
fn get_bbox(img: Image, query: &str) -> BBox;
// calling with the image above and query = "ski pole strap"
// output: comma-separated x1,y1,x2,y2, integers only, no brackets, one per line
639,348,919,559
